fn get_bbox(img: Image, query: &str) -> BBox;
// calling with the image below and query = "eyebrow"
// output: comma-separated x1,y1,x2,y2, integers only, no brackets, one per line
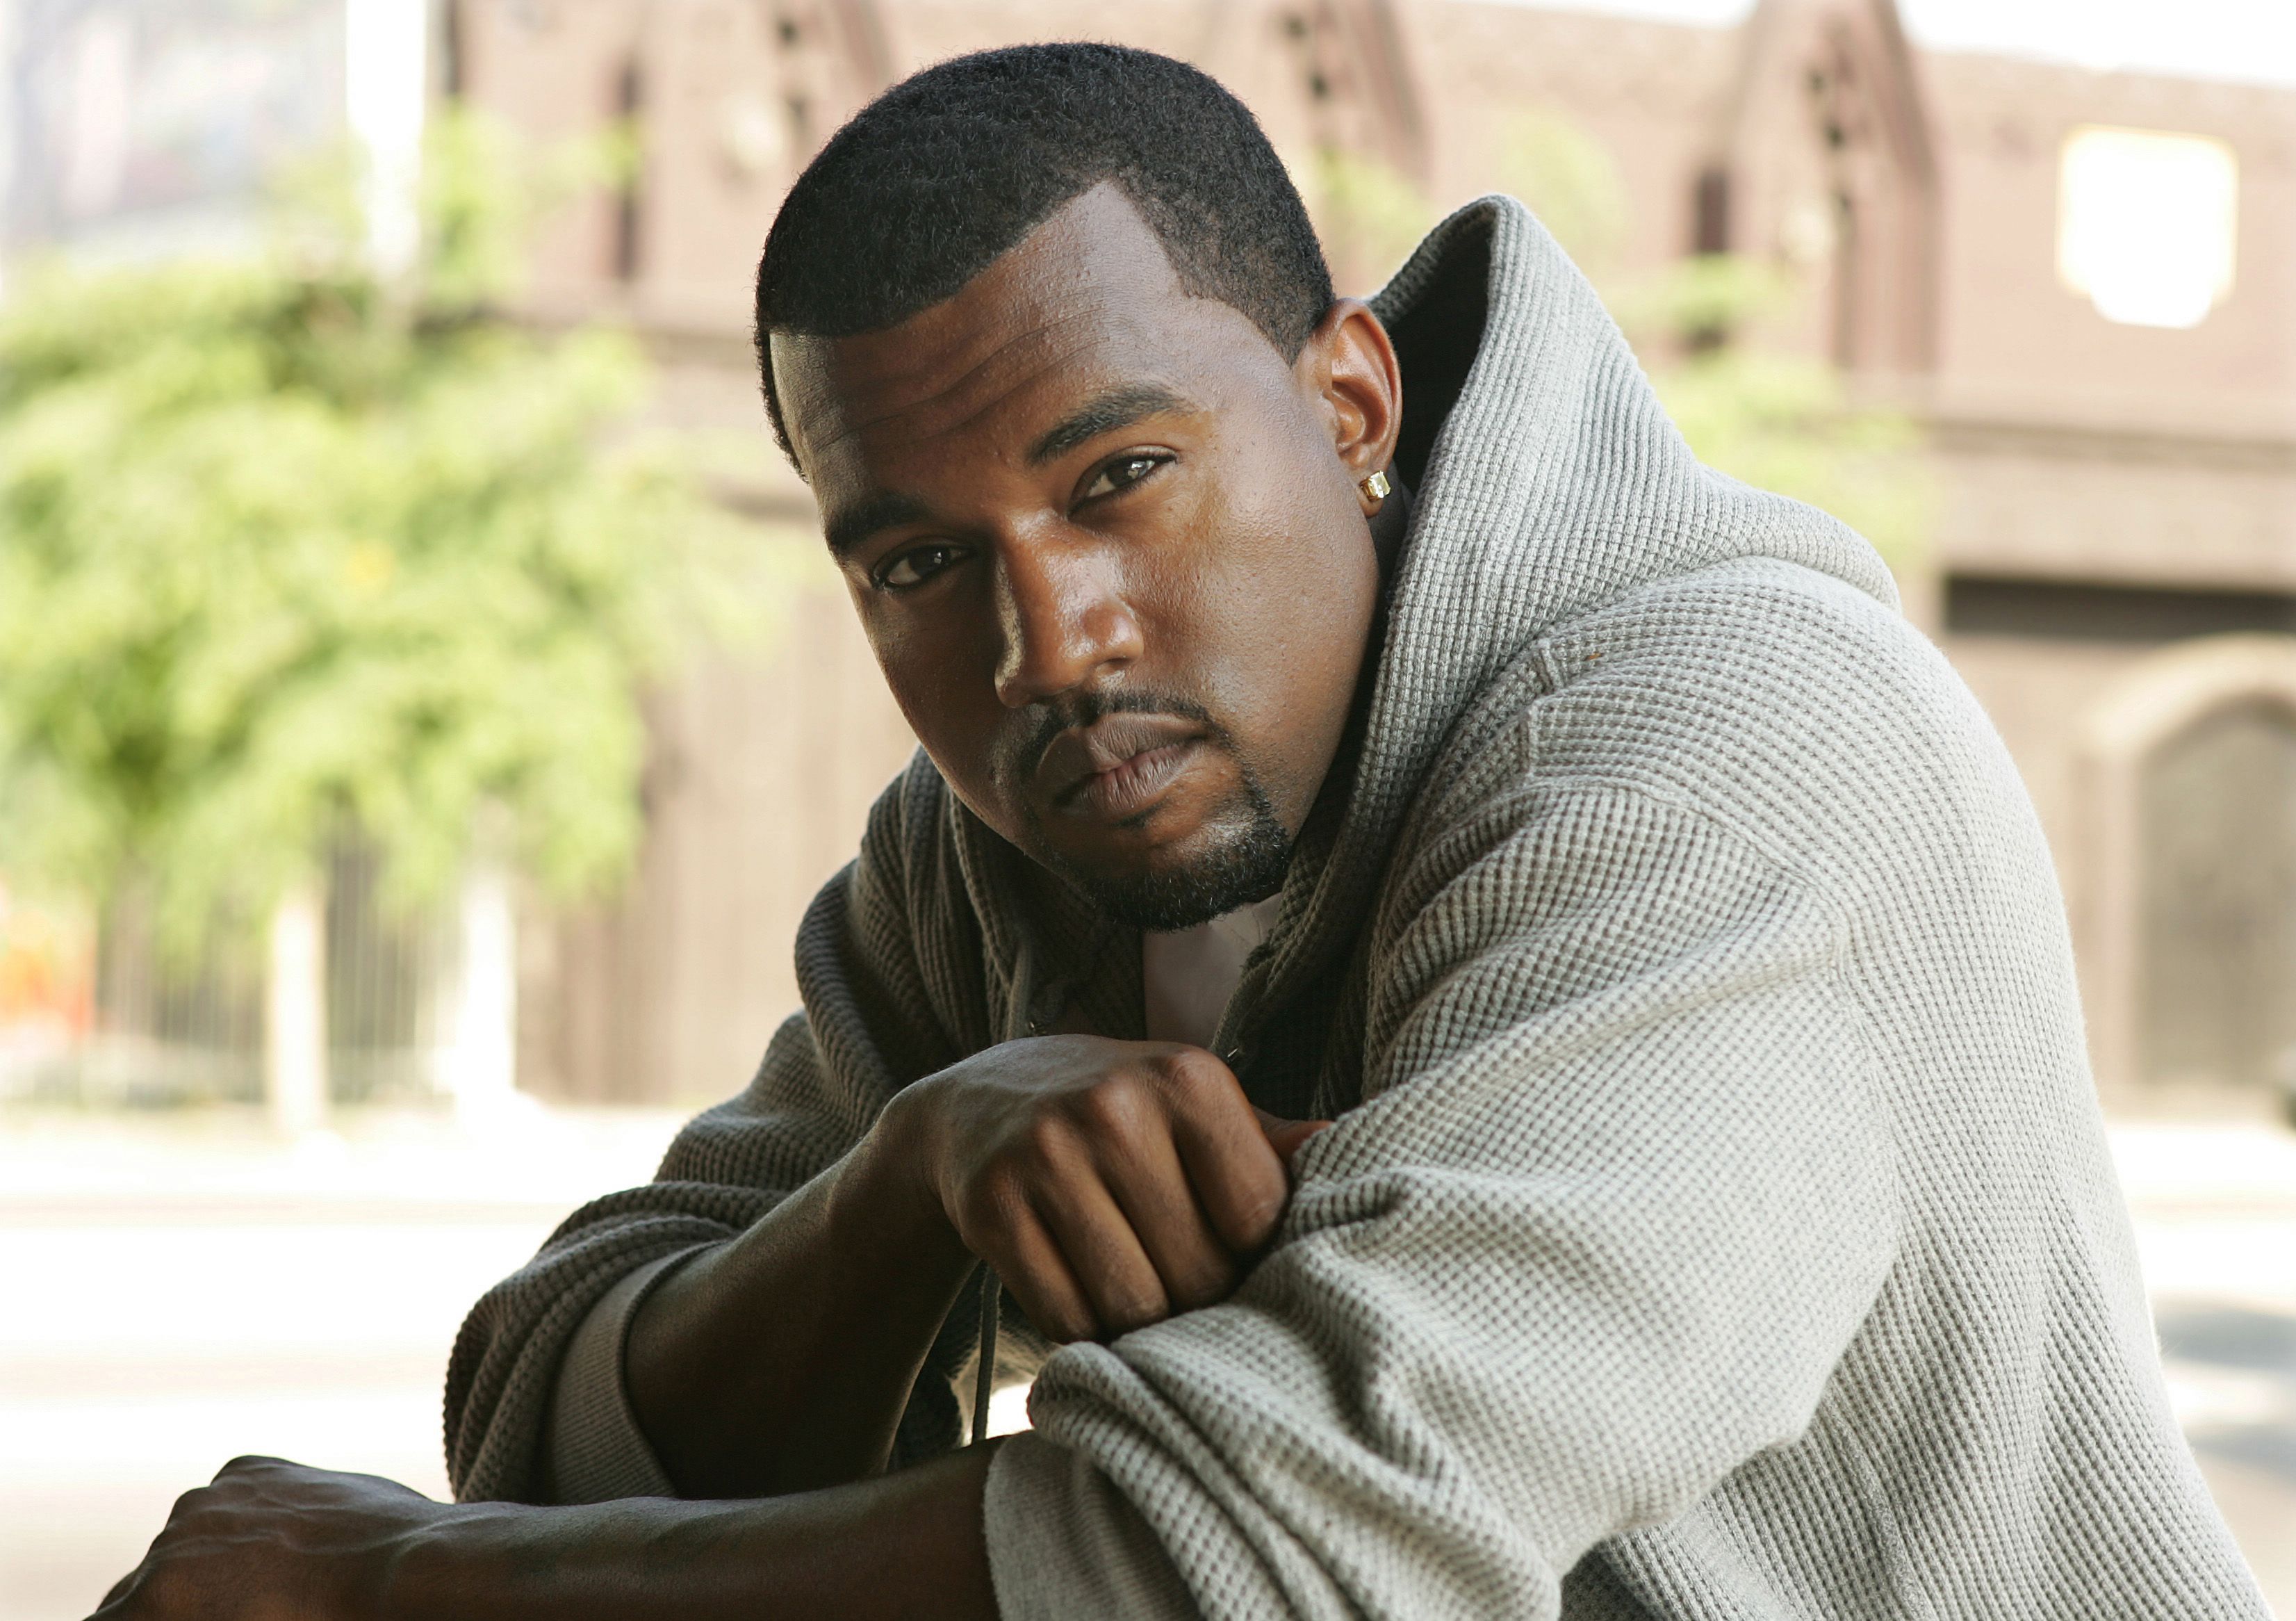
821,383,1197,557
1026,384,1192,467
823,489,930,558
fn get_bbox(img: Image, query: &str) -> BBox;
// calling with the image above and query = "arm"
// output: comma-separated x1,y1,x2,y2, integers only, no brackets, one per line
97,781,1863,1621
987,786,1901,1619
625,1034,1320,1499
95,1446,1003,1621
615,1114,974,1500
99,1050,1325,1614
453,758,1313,1506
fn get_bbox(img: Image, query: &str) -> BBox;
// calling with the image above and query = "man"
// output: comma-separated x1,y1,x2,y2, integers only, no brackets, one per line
100,42,2263,1621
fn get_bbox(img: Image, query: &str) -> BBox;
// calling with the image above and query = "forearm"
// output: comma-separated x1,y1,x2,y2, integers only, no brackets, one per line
623,1036,1301,1499
625,1102,976,1498
391,1443,1000,1621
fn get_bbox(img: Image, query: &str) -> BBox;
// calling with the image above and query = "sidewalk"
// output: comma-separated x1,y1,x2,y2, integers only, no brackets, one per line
3,1110,2290,1620
2113,1121,2296,1612
0,1105,683,1621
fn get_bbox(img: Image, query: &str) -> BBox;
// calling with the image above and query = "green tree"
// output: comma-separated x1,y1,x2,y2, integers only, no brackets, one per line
1496,109,1630,277
1308,147,1438,295
1617,256,1930,573
0,113,771,952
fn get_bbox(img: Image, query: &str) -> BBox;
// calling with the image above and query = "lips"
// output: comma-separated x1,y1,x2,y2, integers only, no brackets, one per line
1039,712,1208,821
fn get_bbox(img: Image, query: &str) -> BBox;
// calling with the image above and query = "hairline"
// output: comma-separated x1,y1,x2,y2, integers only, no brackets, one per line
757,173,1317,478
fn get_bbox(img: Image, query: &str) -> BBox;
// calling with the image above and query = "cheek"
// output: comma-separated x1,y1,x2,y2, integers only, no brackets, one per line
1179,466,1377,694
1143,459,1377,811
859,602,1023,832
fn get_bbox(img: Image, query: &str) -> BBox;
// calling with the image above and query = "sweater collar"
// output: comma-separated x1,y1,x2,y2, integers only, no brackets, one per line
965,195,1899,1050
1238,195,1898,1037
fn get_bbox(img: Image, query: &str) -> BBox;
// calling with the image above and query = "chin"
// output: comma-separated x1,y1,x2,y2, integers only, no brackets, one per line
1041,791,1293,932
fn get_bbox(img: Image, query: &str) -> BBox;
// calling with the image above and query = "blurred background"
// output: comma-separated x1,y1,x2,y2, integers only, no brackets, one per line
0,0,2291,1614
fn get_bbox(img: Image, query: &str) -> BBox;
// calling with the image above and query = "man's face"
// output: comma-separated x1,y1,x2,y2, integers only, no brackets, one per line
773,184,1400,929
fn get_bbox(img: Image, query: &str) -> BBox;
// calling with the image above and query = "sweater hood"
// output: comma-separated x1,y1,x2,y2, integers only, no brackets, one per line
1245,195,1899,1041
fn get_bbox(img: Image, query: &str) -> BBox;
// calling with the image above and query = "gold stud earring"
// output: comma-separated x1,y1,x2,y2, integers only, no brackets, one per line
1361,469,1392,505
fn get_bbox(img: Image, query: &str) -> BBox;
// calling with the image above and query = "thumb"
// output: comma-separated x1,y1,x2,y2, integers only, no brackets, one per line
1252,1107,1334,1169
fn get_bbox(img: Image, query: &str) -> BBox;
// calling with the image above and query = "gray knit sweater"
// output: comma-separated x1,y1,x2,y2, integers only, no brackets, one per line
445,197,2265,1620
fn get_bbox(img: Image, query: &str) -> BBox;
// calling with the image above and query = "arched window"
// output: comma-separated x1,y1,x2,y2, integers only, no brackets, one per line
2074,637,2296,1102
2057,125,2239,331
2138,698,2296,1090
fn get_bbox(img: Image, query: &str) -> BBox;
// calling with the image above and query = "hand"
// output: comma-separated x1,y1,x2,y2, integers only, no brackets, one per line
877,1035,1331,1343
93,1446,1006,1621
91,1456,450,1621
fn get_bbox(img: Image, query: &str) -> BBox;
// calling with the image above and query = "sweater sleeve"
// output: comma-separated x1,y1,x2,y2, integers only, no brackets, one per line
986,782,1900,1620
536,1250,692,1503
444,760,971,1504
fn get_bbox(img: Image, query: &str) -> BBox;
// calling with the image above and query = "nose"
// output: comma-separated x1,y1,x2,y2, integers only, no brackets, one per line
991,529,1142,709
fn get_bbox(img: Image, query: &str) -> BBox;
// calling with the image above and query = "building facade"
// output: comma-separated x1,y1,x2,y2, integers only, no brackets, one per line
10,0,2290,1113
448,0,2296,1114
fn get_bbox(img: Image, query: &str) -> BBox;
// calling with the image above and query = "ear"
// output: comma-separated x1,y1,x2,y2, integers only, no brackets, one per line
1296,299,1403,516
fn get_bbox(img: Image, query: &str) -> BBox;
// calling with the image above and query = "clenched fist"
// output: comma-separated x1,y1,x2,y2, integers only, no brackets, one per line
871,1034,1329,1342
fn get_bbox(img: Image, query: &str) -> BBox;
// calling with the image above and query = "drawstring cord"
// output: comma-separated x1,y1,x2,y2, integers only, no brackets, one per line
971,1262,1001,1446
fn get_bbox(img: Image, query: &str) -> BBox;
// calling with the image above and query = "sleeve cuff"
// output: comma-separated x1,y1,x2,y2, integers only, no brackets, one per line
984,1431,1198,1620
540,1247,707,1503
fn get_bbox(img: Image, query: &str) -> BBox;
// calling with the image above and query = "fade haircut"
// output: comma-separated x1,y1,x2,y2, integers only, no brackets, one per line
754,42,1334,467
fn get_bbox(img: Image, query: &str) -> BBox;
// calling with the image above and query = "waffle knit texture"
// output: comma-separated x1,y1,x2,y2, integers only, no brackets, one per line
444,196,2265,1620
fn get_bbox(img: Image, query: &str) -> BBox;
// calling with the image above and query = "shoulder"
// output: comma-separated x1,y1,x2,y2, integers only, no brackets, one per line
1418,560,2028,888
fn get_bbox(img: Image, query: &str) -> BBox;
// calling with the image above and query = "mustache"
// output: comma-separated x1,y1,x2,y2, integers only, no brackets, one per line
1004,688,1224,787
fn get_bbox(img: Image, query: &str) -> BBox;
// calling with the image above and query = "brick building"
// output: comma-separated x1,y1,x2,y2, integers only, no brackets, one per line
9,0,2289,1113
443,0,2295,1114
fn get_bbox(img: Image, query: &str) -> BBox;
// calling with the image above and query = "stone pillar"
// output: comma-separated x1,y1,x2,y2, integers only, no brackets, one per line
448,863,519,1123
265,882,329,1138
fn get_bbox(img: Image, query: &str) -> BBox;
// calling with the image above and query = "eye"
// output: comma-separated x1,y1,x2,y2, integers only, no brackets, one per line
1079,452,1170,503
875,541,967,591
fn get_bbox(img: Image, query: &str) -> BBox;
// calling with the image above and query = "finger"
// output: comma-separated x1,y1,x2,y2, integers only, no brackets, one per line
1031,1168,1171,1337
1161,1059,1289,1253
1096,1120,1238,1312
983,1199,1099,1344
1254,1110,1336,1169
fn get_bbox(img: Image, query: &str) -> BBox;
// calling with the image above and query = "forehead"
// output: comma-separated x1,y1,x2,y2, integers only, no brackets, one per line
771,184,1288,491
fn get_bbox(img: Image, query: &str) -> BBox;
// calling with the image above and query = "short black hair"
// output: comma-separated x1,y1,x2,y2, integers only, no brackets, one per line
754,42,1334,466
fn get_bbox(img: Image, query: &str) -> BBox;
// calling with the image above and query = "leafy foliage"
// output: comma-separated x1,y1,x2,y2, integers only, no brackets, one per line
1308,147,1438,295
0,114,769,948
1618,257,1931,571
1495,111,1629,277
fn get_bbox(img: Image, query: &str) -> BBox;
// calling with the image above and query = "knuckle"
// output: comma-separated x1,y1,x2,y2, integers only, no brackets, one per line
1238,1188,1285,1237
989,1178,1035,1235
1156,1044,1213,1086
1160,1045,1235,1105
1019,1111,1074,1168
958,1175,1026,1245
1218,1182,1285,1250
958,1168,1008,1220
1079,1076,1150,1137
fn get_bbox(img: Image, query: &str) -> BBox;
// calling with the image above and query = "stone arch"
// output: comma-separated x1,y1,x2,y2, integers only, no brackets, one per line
1703,0,1940,373
2073,635,2296,1100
